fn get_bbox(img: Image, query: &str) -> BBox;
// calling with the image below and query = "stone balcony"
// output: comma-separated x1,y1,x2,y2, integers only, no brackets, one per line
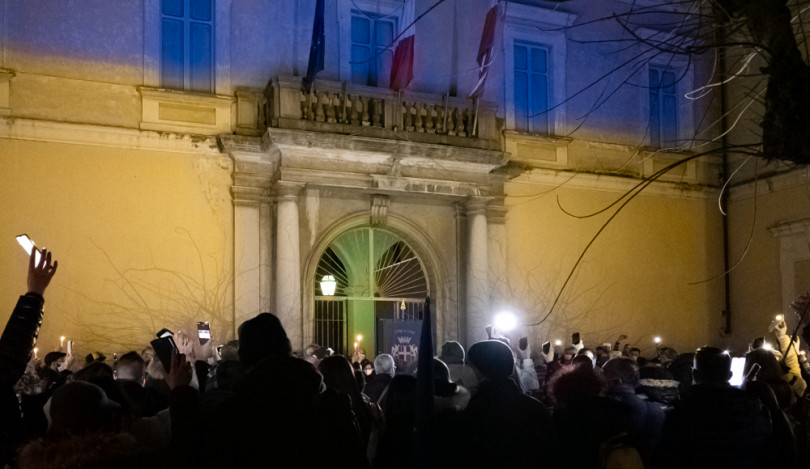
261,76,501,151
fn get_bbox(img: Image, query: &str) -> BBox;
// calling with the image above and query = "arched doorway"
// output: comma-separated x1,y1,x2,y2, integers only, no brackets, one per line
313,227,430,358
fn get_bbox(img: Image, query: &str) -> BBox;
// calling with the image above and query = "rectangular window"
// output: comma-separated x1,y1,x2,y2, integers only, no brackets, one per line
514,42,549,134
351,10,395,87
649,66,678,147
161,0,213,93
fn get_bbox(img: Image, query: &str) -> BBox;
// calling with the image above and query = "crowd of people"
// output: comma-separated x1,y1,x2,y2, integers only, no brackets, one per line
2,249,810,468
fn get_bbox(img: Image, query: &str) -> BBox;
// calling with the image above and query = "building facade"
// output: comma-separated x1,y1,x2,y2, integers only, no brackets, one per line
0,0,806,358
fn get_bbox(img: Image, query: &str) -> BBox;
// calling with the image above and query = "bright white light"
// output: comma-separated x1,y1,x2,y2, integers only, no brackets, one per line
763,342,773,351
493,312,517,332
776,314,783,322
554,340,562,346
653,336,661,344
729,356,745,387
356,334,363,342
320,275,337,296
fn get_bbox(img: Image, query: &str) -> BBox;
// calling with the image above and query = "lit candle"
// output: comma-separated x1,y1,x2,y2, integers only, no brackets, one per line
356,334,363,343
33,347,38,359
354,341,358,350
654,336,662,344
776,314,783,322
554,340,562,346
60,336,65,348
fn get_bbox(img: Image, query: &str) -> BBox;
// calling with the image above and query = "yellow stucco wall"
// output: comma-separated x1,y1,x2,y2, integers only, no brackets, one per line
0,138,234,358
728,178,810,352
503,177,726,357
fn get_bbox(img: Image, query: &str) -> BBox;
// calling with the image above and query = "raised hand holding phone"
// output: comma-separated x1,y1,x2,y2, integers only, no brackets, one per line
165,350,192,390
26,245,58,297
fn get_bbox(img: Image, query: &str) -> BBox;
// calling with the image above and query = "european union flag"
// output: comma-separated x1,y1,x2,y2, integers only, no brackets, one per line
303,0,325,92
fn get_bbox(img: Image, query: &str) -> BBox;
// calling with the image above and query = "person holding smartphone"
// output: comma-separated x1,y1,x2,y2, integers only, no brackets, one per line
0,248,58,467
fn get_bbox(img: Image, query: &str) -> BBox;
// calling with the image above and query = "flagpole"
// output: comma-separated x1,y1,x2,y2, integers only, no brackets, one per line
398,90,402,131
342,80,348,123
443,91,449,134
472,97,480,137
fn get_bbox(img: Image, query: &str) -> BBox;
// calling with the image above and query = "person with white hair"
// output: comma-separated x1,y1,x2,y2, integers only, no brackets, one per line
364,354,395,403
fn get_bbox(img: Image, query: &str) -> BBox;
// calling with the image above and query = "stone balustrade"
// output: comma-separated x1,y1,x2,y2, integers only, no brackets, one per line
262,76,499,148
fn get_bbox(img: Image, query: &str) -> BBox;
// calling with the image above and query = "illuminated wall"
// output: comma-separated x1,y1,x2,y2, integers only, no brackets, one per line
502,173,726,357
0,137,234,357
727,172,810,352
0,0,802,361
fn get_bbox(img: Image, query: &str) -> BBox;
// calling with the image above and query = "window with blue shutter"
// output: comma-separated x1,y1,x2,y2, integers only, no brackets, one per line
649,66,678,147
351,10,395,87
514,42,549,134
161,0,213,93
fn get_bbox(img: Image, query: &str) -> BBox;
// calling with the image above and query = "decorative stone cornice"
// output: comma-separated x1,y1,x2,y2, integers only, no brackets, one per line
729,167,810,202
512,168,716,200
769,217,810,238
218,134,263,154
0,116,221,154
265,127,506,169
220,134,278,203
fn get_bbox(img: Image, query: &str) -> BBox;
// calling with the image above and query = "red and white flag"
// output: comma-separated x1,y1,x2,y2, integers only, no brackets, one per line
390,1,415,90
468,4,498,99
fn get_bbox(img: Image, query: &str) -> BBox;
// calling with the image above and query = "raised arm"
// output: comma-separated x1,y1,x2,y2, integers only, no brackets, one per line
0,248,59,388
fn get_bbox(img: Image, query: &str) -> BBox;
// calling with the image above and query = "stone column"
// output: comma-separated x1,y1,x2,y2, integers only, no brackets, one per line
229,147,275,337
232,187,265,332
275,181,304,352
466,197,491,345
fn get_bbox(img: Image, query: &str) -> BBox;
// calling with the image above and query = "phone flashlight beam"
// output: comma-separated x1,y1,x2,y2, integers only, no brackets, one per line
493,312,517,332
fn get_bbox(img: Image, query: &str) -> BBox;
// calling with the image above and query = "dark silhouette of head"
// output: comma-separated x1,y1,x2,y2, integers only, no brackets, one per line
572,354,595,370
693,346,732,385
73,361,114,382
576,348,596,368
115,351,145,381
48,381,121,437
237,313,292,368
467,340,514,380
602,357,639,391
319,355,359,397
433,357,458,397
744,348,792,408
215,360,244,391
656,346,679,367
549,365,606,405
439,341,466,365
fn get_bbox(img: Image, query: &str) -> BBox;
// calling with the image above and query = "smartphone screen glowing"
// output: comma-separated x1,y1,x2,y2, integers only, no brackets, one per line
16,234,43,265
